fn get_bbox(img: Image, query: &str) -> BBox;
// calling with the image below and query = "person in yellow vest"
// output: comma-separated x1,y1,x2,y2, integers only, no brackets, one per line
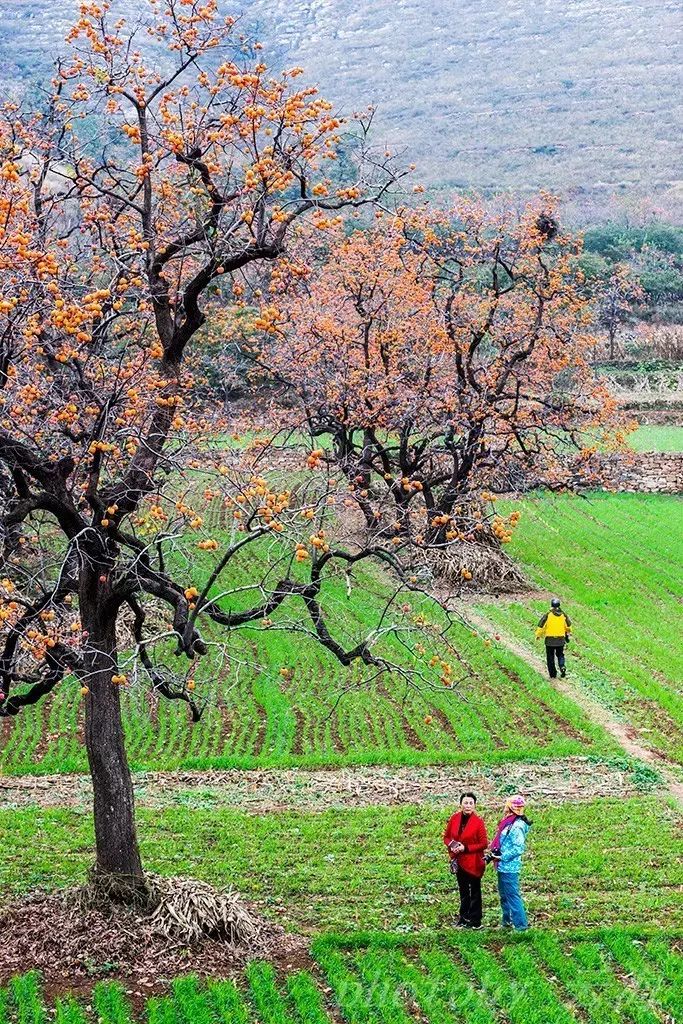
535,598,571,679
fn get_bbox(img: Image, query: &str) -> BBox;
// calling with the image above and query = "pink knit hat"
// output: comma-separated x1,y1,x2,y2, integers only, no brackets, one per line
508,794,526,810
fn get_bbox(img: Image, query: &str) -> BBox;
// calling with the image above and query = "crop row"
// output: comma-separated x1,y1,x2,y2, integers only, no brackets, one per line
0,589,612,776
312,930,683,1024
1,930,681,1022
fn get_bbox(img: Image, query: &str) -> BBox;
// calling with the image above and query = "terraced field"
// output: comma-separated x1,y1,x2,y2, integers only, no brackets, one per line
481,493,683,762
3,929,682,1023
0,562,613,776
2,796,681,932
630,425,683,452
2,491,679,773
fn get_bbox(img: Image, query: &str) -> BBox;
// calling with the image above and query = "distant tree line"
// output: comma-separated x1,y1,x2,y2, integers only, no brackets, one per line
579,222,683,359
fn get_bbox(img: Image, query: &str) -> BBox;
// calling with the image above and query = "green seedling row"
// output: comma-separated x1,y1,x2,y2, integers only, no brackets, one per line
602,932,683,1021
92,982,135,1024
417,948,497,1023
207,980,250,1024
244,962,296,1024
54,998,89,1024
313,945,378,1024
3,930,682,1024
145,998,178,1024
10,972,46,1024
285,971,335,1024
572,940,660,1024
170,977,217,1024
352,948,414,1024
456,942,574,1024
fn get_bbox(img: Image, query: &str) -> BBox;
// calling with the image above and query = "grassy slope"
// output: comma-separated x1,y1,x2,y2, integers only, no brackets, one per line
1,796,681,932
482,493,683,761
4,1,679,196
3,930,683,1023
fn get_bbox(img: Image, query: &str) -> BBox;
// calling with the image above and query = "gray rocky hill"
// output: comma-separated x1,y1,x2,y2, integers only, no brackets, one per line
0,0,680,203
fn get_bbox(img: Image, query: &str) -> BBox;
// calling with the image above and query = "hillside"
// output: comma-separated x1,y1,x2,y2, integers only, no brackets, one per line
0,0,680,202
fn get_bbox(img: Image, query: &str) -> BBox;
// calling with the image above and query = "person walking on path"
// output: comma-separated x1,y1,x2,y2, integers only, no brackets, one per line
443,792,488,928
536,597,571,679
489,794,531,931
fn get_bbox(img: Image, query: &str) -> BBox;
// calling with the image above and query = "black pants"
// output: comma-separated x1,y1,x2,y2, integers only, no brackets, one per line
546,644,566,679
456,867,482,926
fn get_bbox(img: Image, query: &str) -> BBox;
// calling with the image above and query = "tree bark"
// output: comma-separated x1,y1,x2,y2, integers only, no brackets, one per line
80,572,145,900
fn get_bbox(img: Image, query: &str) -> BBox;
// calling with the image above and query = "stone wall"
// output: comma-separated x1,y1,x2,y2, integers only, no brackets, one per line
493,452,683,495
597,452,683,494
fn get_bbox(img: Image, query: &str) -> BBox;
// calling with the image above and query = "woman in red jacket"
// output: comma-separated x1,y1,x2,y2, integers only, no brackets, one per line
443,792,489,928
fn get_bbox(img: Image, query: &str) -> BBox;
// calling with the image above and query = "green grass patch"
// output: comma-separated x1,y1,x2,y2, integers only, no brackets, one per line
483,492,683,761
1,797,680,933
629,425,683,452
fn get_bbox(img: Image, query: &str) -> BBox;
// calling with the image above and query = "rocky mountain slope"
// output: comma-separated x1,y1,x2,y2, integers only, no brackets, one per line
0,0,680,201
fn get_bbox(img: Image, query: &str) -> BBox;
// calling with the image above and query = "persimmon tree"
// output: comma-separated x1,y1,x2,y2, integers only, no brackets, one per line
0,0,416,900
255,202,627,580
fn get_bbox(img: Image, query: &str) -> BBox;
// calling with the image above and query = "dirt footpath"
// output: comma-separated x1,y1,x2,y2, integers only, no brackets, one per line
0,756,657,813
462,605,683,811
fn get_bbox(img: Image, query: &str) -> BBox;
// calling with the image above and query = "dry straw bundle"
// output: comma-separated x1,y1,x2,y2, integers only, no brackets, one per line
146,874,264,946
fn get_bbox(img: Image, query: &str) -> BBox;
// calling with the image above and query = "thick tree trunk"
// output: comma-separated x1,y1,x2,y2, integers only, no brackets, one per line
80,574,145,900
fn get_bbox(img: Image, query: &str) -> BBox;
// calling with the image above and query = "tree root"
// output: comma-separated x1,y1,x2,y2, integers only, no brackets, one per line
81,866,154,911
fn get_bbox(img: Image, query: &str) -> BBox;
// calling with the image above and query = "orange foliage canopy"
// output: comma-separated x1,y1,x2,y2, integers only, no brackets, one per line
257,200,629,546
0,0,405,699
0,1,424,880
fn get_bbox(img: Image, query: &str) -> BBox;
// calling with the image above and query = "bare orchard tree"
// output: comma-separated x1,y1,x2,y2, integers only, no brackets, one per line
595,263,644,360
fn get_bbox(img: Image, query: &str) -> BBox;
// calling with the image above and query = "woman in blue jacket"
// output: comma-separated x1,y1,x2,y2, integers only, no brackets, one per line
489,794,531,930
